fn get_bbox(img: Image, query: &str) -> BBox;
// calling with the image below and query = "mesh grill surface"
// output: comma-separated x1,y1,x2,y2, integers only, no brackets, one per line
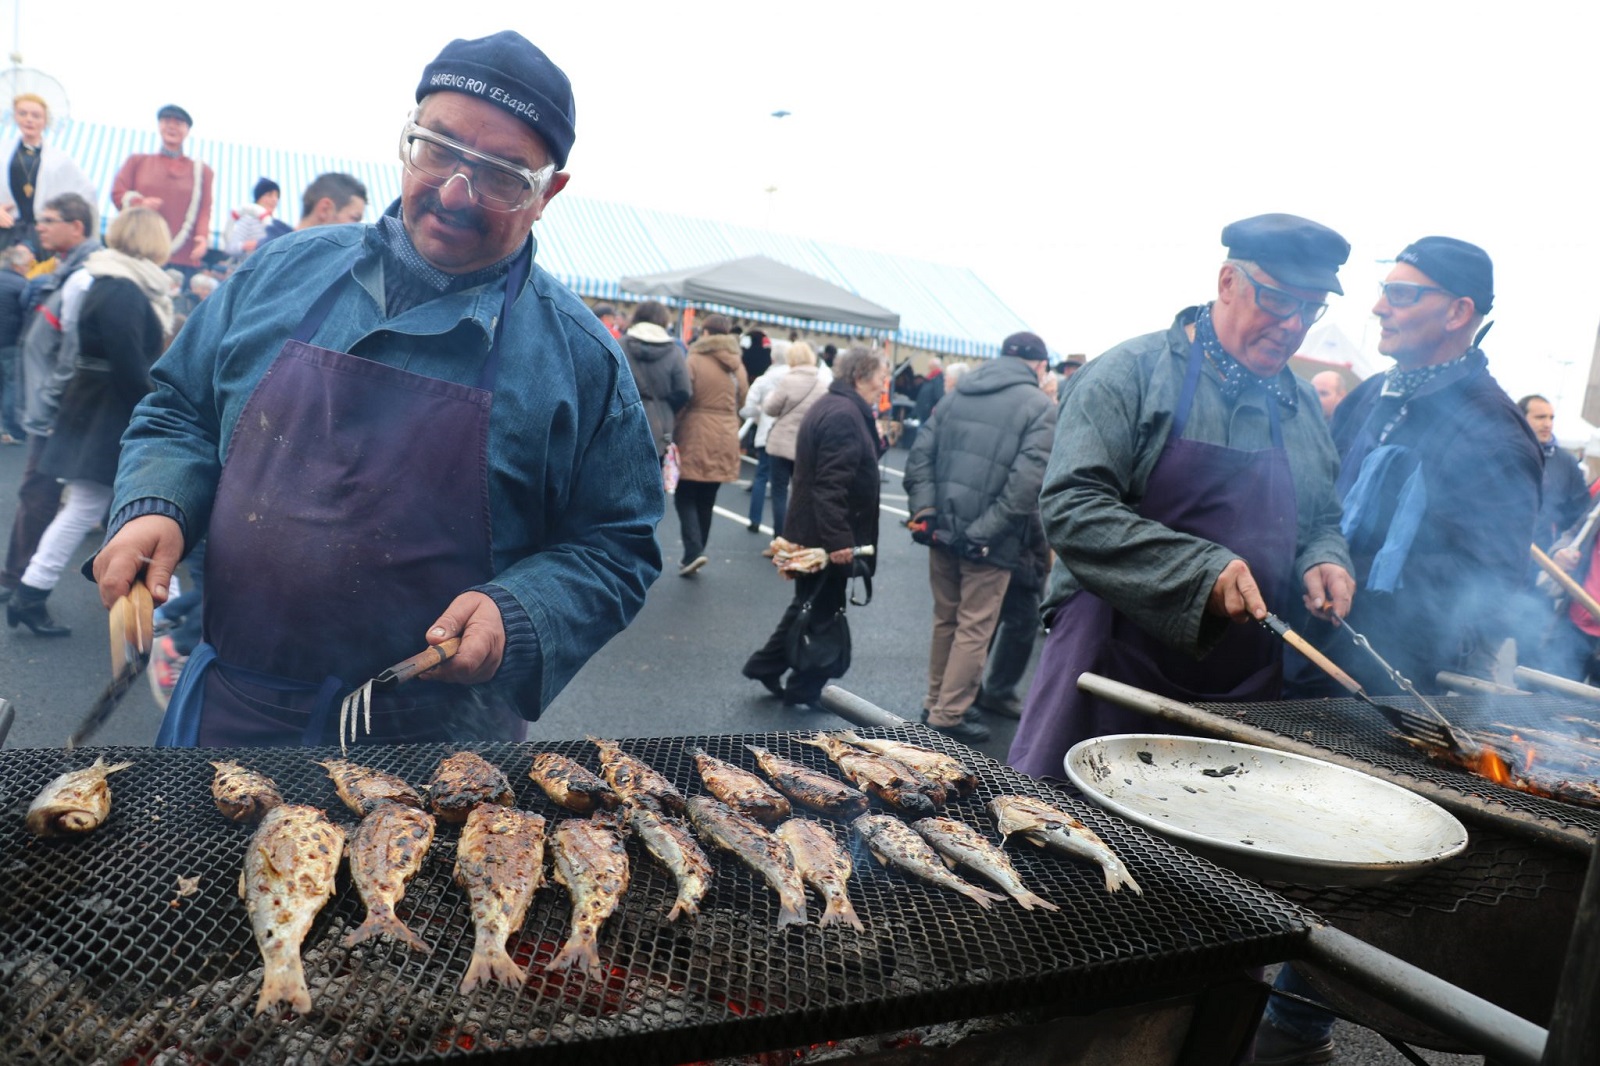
0,727,1310,1065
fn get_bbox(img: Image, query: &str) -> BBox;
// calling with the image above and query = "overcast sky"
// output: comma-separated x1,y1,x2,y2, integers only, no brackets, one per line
15,1,1600,425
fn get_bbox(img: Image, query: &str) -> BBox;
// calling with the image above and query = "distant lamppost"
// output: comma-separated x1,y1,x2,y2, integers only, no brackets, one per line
765,110,790,228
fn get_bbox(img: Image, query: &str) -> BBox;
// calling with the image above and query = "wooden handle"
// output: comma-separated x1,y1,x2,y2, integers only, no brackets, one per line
379,637,462,686
1530,543,1600,623
1282,626,1367,696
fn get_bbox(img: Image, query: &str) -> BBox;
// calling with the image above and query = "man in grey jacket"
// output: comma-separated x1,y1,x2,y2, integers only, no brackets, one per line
0,192,101,604
904,332,1057,741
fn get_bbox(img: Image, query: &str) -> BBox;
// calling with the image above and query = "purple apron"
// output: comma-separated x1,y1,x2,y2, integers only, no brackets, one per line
1007,337,1298,779
156,246,530,747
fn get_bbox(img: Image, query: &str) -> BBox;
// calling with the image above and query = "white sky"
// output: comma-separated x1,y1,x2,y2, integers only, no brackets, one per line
14,0,1600,426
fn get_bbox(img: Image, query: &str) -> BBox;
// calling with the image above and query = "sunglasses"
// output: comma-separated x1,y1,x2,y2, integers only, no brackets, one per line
1379,281,1456,307
1235,267,1328,324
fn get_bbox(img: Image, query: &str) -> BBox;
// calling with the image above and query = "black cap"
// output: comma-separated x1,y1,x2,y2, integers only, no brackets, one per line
1222,213,1350,295
1001,331,1049,360
1396,236,1494,315
252,177,280,202
157,104,193,125
417,31,576,170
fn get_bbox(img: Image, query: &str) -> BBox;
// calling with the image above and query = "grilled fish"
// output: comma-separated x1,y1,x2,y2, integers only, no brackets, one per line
834,732,979,796
343,801,437,953
547,811,631,973
210,760,283,823
746,744,870,819
801,733,946,816
427,751,515,824
693,747,792,824
529,752,620,813
912,816,1059,911
590,736,686,813
455,805,546,992
26,757,134,836
240,804,346,1014
627,802,713,922
852,814,1005,909
990,795,1142,896
316,758,425,816
687,796,807,928
776,818,864,930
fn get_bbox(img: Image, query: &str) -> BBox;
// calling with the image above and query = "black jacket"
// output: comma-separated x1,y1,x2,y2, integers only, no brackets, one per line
785,380,881,570
621,328,691,458
902,357,1056,570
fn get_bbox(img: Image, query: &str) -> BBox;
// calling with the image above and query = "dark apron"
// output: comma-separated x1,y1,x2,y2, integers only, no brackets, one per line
1008,338,1299,779
156,245,531,747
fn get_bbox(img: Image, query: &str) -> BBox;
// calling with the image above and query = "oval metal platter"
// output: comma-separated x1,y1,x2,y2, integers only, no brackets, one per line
1065,734,1469,886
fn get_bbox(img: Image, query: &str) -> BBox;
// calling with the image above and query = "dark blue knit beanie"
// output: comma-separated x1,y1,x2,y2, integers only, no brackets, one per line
416,31,576,170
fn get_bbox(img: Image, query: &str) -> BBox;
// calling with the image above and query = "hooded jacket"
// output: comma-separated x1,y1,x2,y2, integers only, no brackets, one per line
621,322,691,458
903,356,1056,571
763,364,830,460
674,332,748,482
17,236,104,436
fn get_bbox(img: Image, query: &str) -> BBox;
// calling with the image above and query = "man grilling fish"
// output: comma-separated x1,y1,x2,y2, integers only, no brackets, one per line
92,32,662,747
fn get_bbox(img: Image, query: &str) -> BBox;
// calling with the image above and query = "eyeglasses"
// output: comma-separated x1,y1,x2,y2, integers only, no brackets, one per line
37,216,63,225
1235,266,1328,324
1379,281,1455,307
398,115,555,212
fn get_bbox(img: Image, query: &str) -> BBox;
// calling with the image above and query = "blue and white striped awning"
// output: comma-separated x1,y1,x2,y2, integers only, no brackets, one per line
15,116,1029,358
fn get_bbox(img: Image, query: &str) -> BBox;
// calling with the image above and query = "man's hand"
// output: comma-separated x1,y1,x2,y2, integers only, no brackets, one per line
0,205,14,228
422,592,505,684
1555,547,1582,571
1302,562,1355,621
92,515,184,609
1207,558,1268,623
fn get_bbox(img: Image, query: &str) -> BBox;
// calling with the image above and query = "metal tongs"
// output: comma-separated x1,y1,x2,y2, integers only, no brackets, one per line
1333,617,1478,756
337,637,461,751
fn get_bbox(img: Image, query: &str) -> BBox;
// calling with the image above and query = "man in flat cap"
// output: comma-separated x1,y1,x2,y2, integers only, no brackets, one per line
1284,238,1540,697
92,32,662,748
903,331,1057,741
1007,214,1355,779
111,105,215,273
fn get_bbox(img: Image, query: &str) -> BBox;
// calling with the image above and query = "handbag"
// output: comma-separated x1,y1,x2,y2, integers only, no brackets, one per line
662,442,681,493
785,594,852,675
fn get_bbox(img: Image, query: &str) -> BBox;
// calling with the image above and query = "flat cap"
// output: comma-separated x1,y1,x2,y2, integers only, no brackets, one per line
1222,213,1350,295
1001,331,1049,360
1396,236,1494,315
157,104,193,125
417,31,576,170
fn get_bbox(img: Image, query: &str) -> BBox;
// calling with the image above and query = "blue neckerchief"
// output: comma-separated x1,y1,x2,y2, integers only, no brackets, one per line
1381,353,1469,400
1195,305,1299,410
1340,444,1427,593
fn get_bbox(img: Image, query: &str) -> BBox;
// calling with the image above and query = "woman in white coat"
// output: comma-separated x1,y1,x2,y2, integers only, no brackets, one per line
1,94,97,254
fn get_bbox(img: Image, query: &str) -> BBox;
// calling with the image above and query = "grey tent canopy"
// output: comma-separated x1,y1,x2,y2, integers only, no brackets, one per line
619,255,901,331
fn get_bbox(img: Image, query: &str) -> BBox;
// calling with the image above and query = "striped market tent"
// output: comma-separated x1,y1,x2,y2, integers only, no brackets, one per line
15,116,1029,358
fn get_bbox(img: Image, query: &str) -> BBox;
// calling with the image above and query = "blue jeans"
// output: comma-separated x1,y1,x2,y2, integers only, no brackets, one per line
768,456,793,538
748,447,772,528
1264,963,1335,1043
0,345,23,439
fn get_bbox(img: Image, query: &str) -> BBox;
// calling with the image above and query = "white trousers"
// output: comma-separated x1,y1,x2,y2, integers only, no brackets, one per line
22,479,112,591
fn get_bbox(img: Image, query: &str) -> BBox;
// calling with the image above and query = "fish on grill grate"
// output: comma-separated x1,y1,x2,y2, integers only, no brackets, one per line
240,804,346,1014
316,758,425,815
911,816,1059,911
990,795,1142,896
454,805,547,993
25,756,134,836
802,733,947,815
833,732,978,797
746,744,870,819
210,760,283,823
343,801,437,954
853,814,1006,908
626,801,713,922
687,796,808,928
590,736,687,813
692,747,792,824
427,751,515,823
776,818,864,930
548,810,632,974
528,751,620,813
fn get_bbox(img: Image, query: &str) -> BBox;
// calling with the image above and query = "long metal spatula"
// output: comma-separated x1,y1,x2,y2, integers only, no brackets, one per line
1332,617,1478,756
338,637,461,751
67,585,156,750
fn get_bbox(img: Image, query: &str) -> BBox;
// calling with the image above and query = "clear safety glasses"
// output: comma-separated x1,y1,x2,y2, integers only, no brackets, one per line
398,116,555,212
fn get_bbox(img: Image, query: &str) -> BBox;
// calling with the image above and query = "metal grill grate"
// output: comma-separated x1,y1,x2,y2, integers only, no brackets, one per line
1,727,1310,1065
1197,695,1600,836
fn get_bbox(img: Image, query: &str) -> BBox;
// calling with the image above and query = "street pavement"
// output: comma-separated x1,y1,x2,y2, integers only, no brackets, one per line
0,440,1483,1064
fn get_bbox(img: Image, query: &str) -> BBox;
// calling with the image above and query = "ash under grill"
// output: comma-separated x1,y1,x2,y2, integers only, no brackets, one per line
0,728,1310,1065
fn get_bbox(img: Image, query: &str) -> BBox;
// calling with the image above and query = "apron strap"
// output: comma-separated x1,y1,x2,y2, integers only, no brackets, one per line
155,640,354,747
1173,336,1285,449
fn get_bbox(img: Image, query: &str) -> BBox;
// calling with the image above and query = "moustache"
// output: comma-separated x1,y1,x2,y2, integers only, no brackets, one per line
418,192,489,235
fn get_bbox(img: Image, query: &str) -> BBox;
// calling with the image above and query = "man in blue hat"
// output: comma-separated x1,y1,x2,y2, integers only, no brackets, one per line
111,104,215,273
1008,213,1356,781
92,32,663,748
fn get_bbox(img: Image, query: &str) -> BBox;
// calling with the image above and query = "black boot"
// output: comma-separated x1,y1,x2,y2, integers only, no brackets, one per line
6,583,71,637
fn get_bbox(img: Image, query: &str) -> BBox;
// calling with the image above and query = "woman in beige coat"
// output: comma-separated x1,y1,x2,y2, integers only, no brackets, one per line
761,342,829,539
673,314,749,576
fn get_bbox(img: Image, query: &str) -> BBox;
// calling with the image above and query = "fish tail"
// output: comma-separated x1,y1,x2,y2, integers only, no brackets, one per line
546,929,602,973
1009,889,1061,912
255,954,311,1015
960,884,1007,909
460,929,524,992
775,894,809,929
819,894,864,931
1104,863,1144,895
666,893,700,922
343,910,432,954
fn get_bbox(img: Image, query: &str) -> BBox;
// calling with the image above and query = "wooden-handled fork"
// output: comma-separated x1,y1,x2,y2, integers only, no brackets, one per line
337,637,462,751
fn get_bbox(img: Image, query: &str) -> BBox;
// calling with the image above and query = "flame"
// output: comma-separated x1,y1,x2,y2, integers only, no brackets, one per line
1476,747,1512,785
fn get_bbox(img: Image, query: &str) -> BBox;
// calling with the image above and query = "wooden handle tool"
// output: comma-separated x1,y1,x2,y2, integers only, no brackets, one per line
1260,612,1366,696
1530,543,1600,623
374,637,462,687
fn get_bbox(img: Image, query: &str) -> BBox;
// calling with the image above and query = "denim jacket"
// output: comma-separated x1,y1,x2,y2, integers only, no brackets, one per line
109,222,663,715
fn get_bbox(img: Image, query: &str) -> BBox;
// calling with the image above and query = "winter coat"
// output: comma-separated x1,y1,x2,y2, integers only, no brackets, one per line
38,277,163,484
764,365,829,460
16,238,102,435
674,333,748,482
740,362,789,449
621,322,691,457
902,357,1056,571
785,379,881,568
